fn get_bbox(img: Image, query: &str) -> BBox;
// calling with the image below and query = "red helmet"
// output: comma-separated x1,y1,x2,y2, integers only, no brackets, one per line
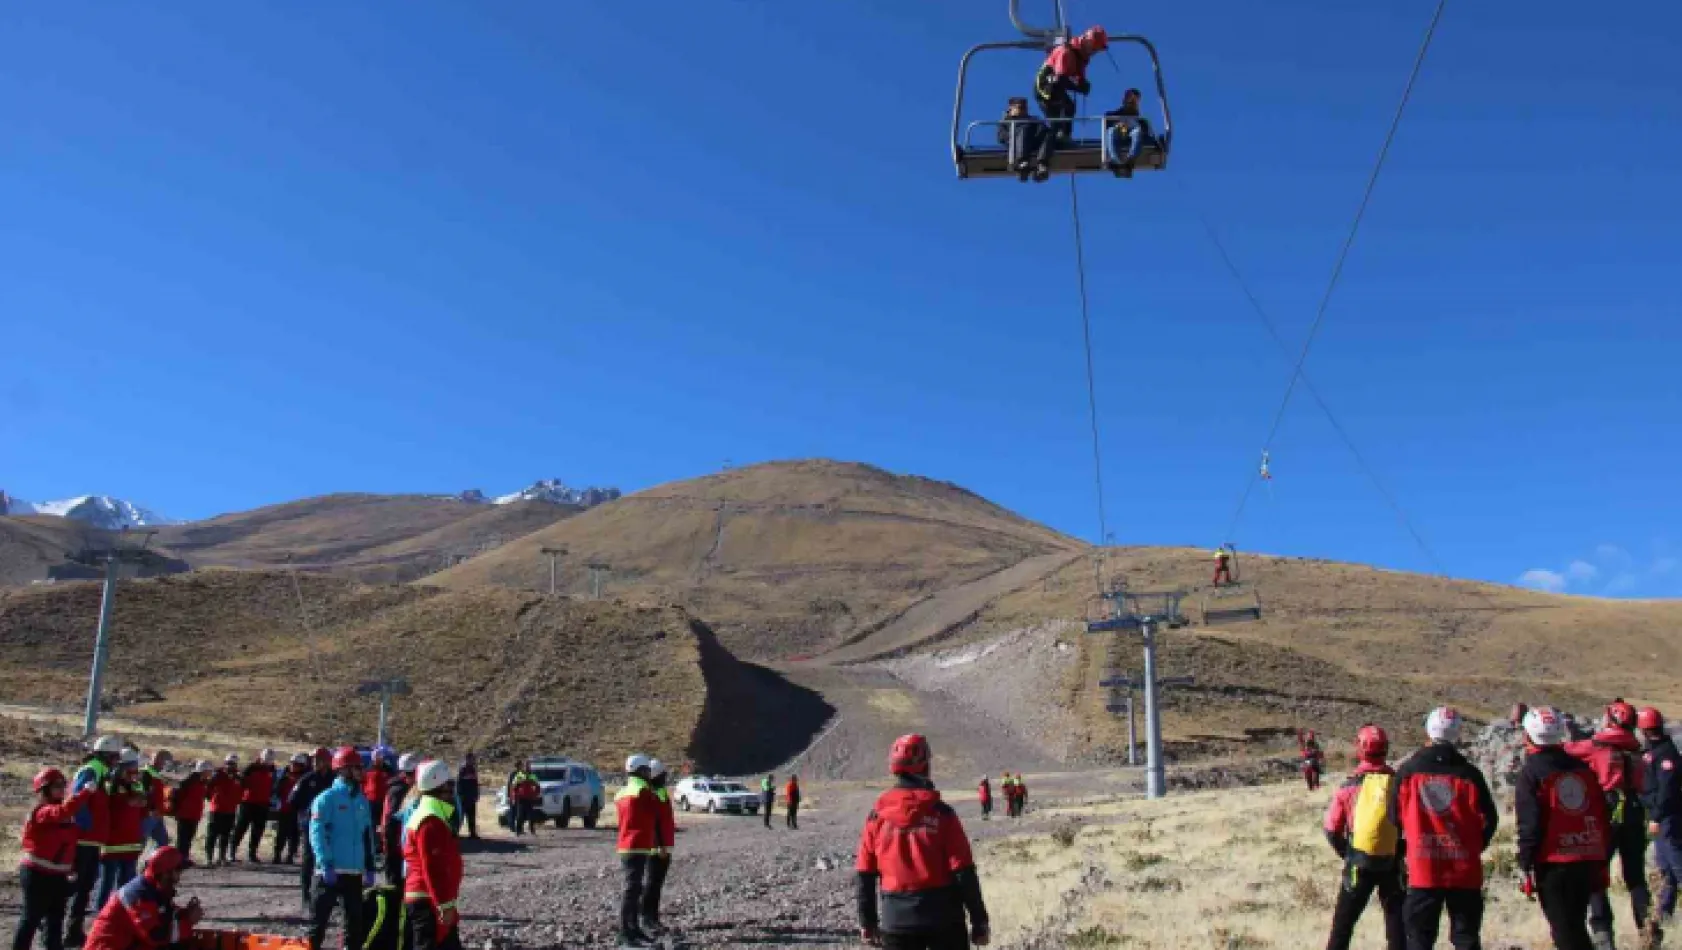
1355,725,1389,762
888,734,931,776
313,747,331,760
1607,699,1638,730
1640,707,1666,731
332,746,361,770
33,768,67,793
144,845,185,880
1079,25,1110,53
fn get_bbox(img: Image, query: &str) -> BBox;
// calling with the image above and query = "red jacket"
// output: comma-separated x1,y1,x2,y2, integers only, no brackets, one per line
20,788,95,875
242,764,275,806
84,872,192,950
856,779,986,935
785,780,801,803
103,778,150,860
655,788,676,850
169,776,206,823
276,768,304,814
1390,743,1498,889
402,800,463,928
364,768,391,808
615,778,662,854
1566,728,1646,796
207,771,243,815
977,780,991,804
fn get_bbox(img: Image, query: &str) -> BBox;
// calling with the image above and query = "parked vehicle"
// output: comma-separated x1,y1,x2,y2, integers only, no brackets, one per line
494,756,604,829
672,777,760,815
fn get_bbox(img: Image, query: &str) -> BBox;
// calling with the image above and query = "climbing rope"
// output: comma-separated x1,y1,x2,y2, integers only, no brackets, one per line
1067,174,1110,559
1225,0,1450,541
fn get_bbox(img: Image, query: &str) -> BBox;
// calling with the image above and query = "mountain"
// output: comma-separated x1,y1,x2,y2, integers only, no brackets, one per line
0,493,177,530
490,479,621,508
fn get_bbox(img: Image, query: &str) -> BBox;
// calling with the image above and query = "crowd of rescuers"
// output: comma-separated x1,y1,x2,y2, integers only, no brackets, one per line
996,25,1157,182
1320,700,1682,950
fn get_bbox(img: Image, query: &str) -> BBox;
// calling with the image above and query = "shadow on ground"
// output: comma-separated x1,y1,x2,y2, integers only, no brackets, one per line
689,620,835,774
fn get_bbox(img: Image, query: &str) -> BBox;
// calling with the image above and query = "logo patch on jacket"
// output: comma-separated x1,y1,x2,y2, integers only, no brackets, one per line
1556,774,1588,812
1421,777,1456,814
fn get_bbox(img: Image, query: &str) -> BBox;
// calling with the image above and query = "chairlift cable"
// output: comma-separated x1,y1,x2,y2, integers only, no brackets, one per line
1067,173,1111,565
1224,0,1450,542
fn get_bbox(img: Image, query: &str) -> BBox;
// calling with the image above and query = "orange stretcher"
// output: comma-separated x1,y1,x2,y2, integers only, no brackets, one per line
187,931,309,950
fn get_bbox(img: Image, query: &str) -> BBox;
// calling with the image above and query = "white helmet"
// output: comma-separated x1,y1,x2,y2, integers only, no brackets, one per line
224,753,240,765
193,760,212,774
415,759,453,793
290,753,309,766
625,754,653,774
1523,705,1568,747
119,749,141,767
397,753,420,773
91,736,123,754
1426,706,1464,744
648,758,667,778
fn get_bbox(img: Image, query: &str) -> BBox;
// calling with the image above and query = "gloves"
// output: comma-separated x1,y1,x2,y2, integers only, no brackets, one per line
363,870,376,888
972,925,992,946
322,868,338,886
1521,872,1536,900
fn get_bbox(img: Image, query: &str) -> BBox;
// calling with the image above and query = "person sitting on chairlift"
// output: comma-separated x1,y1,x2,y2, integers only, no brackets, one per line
1034,26,1109,147
1105,88,1154,178
998,97,1052,183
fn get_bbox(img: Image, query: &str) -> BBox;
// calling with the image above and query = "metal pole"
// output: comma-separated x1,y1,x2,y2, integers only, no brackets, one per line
82,556,119,738
1142,620,1165,798
377,689,390,748
548,554,557,595
1127,694,1138,766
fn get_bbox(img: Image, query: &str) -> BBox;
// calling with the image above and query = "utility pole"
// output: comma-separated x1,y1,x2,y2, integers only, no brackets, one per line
586,561,611,600
1087,587,1191,799
357,678,412,748
285,553,323,681
77,530,158,738
540,546,568,595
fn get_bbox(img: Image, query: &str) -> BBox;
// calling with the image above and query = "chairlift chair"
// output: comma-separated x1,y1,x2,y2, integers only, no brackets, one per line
1201,545,1262,625
951,2,1174,180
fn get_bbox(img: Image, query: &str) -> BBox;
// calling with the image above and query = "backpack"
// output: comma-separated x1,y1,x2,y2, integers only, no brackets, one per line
359,885,410,950
1349,772,1399,867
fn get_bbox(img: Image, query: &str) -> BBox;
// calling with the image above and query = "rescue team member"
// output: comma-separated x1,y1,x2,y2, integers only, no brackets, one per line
1302,731,1326,792
364,750,393,835
761,774,775,830
231,749,276,863
1322,725,1404,950
384,754,419,886
642,759,676,938
1032,25,1108,146
97,752,149,913
785,775,802,830
1014,775,1028,817
506,760,539,837
137,751,172,852
977,776,992,821
82,847,202,950
1389,707,1498,950
1641,706,1681,941
455,752,480,839
1212,545,1234,586
1517,706,1610,950
615,754,664,948
308,747,376,950
857,735,991,949
66,735,122,947
1566,699,1648,946
288,749,335,913
168,764,209,869
15,768,96,950
271,754,309,865
204,756,243,867
402,761,462,950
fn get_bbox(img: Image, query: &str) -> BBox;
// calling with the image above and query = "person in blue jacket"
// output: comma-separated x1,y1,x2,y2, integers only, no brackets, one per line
307,747,376,950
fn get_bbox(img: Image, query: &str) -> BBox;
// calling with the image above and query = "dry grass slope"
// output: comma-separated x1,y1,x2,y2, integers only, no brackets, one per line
431,460,1081,659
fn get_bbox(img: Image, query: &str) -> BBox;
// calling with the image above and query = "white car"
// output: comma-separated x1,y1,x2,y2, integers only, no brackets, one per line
673,777,761,814
495,756,604,829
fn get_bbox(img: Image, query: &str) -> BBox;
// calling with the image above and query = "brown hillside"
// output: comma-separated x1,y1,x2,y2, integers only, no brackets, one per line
150,494,576,583
0,516,107,585
429,460,1081,659
0,571,826,771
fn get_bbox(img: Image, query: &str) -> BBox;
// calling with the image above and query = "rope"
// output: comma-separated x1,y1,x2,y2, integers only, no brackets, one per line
1067,174,1110,554
1225,0,1449,541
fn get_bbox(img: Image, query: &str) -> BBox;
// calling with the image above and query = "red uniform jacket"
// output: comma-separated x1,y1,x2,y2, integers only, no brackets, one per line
615,778,662,854
103,778,149,860
275,768,303,813
402,805,463,928
364,768,391,808
785,780,801,803
241,764,275,807
1566,728,1646,796
207,772,243,815
856,778,988,935
20,788,95,875
1518,747,1612,878
1389,743,1498,889
84,873,192,950
977,780,991,805
656,789,676,851
142,774,167,819
168,776,206,823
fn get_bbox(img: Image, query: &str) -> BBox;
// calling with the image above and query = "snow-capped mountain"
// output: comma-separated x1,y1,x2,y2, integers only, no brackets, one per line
488,479,621,508
0,492,179,529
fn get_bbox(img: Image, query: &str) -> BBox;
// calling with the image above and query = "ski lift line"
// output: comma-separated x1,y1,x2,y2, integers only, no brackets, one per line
1225,0,1450,541
1068,174,1110,558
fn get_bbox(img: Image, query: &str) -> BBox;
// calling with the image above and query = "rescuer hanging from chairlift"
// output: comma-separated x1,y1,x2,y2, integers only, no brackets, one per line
1033,26,1109,148
1212,544,1236,587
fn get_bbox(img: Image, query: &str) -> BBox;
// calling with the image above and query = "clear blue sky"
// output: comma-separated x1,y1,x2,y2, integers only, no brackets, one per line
3,2,1677,597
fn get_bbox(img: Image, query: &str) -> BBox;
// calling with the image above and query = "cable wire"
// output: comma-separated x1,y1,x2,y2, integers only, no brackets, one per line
1068,174,1110,553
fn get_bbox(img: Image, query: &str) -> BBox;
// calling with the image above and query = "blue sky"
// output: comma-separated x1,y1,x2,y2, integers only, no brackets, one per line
2,2,1677,597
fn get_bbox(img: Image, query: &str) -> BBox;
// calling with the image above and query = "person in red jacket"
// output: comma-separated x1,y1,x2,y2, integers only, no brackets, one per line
614,754,663,947
402,761,462,950
977,776,992,821
364,755,392,838
1323,725,1404,950
231,749,276,863
784,776,801,830
204,756,244,867
1388,707,1498,950
271,754,308,866
97,752,150,914
1566,699,1650,945
168,763,209,870
1301,730,1327,791
16,768,97,950
66,737,122,947
856,734,991,949
83,846,202,950
1519,705,1612,950
1032,25,1108,147
640,759,678,938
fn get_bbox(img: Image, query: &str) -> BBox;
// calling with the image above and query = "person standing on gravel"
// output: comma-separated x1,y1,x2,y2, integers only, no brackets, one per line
1322,725,1404,950
760,774,775,830
231,749,276,863
168,763,209,869
16,767,96,950
856,734,991,949
506,760,538,837
271,754,309,865
66,735,121,947
1566,699,1649,947
977,777,992,821
401,761,462,950
383,755,419,887
1389,707,1498,950
785,775,802,830
204,756,243,867
1641,706,1682,940
1516,705,1609,950
308,747,376,950
615,754,663,948
454,753,479,839
289,749,335,913
138,751,172,854
642,759,676,938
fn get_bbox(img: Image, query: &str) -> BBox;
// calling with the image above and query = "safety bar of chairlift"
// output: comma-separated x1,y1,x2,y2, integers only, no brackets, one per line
950,34,1174,173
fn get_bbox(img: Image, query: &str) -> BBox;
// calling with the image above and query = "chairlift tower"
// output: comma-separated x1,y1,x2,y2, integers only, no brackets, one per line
74,530,158,738
1087,585,1191,798
540,546,568,595
586,562,611,601
357,677,411,748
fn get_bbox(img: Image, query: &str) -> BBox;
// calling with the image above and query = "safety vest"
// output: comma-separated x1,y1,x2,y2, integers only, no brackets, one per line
403,797,458,910
761,778,772,794
1348,773,1399,867
1214,549,1228,560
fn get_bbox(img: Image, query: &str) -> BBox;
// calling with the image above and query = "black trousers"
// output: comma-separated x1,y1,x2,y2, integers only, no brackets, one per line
621,855,650,934
1037,91,1077,145
308,876,365,950
1403,887,1483,950
1536,863,1599,950
762,801,773,828
66,845,101,935
458,797,478,837
512,801,533,835
1326,865,1405,950
881,928,970,950
1589,812,1650,935
14,868,72,950
300,846,317,911
383,828,404,888
174,819,199,863
271,811,300,862
405,901,463,950
206,812,237,862
232,803,270,857
641,854,670,923
787,802,800,829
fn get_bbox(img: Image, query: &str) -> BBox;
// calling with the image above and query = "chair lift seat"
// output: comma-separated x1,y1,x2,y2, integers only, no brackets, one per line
956,136,1168,179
